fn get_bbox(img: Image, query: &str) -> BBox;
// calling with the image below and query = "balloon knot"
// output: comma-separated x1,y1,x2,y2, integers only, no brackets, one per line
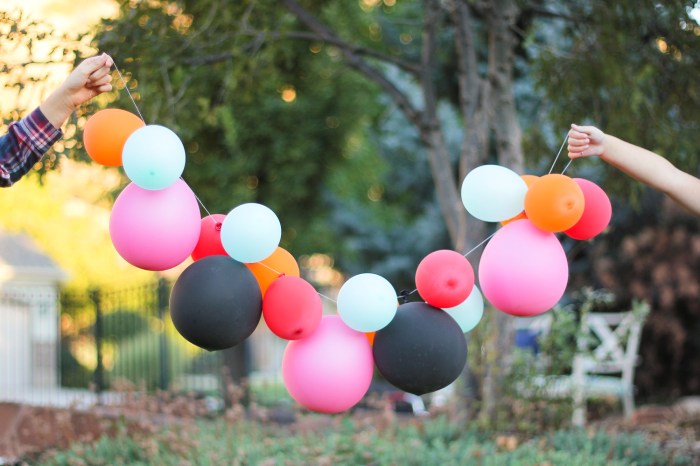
398,290,411,304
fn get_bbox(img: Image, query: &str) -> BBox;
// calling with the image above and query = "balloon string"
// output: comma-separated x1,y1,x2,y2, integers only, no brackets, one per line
548,133,569,174
399,230,497,302
252,260,338,303
561,158,573,175
188,184,214,219
112,61,146,123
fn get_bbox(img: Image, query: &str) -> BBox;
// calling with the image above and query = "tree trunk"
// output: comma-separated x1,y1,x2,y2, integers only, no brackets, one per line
477,0,522,425
283,0,527,424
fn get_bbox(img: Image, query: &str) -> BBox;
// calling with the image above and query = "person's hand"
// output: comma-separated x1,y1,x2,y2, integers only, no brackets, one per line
41,53,114,128
567,123,606,158
60,53,114,109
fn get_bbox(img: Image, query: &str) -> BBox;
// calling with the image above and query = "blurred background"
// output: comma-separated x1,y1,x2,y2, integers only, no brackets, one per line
1,0,700,438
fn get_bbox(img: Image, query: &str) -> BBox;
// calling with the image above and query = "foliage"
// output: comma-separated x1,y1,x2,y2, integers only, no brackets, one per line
59,339,93,388
77,0,382,256
108,330,190,391
36,414,692,466
571,204,700,402
100,309,152,342
0,162,155,288
530,0,700,199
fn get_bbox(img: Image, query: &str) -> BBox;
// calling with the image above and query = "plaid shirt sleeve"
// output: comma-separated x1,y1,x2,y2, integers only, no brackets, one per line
0,107,63,187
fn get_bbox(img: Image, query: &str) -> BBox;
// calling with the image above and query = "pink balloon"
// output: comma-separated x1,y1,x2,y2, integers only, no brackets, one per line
282,315,374,413
110,179,201,271
564,178,612,240
415,250,474,308
192,214,228,261
479,219,568,317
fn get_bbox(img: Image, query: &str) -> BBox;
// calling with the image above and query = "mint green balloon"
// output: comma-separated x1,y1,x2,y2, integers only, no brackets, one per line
122,125,186,190
442,286,484,333
461,165,528,222
337,273,397,332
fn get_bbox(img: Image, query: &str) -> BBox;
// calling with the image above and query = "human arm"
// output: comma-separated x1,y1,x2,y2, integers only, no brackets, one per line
0,54,114,187
0,108,62,187
568,123,700,217
40,53,114,128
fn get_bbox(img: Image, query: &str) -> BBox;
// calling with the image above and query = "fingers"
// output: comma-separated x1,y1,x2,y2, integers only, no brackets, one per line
88,73,112,88
77,53,110,77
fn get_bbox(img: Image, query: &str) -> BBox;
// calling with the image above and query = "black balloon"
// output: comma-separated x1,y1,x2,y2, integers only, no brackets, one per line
170,255,262,351
373,302,467,395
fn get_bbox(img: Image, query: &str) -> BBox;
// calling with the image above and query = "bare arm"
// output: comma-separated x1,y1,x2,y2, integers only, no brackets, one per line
568,123,700,217
40,53,114,129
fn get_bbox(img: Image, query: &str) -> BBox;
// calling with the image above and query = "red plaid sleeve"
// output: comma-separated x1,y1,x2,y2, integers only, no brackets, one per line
0,107,63,187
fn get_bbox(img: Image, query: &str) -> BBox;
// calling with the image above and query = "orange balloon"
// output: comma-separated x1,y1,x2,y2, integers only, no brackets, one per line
365,332,376,346
501,174,540,226
524,174,585,232
83,109,144,166
246,247,300,296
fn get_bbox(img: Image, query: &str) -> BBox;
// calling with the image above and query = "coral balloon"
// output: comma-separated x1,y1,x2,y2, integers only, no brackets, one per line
221,203,281,263
479,219,568,316
170,256,262,351
524,174,585,232
337,273,397,332
191,214,227,261
461,165,528,222
83,109,144,166
415,250,474,308
282,315,374,413
373,302,467,395
442,285,485,333
564,178,612,240
501,175,539,226
246,247,300,296
263,276,322,340
109,179,201,271
122,125,186,190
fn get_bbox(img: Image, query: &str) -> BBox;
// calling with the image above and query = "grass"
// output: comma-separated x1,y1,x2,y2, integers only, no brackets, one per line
34,408,694,466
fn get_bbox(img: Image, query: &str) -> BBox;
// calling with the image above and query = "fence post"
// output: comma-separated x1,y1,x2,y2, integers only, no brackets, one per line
90,288,105,398
157,278,170,391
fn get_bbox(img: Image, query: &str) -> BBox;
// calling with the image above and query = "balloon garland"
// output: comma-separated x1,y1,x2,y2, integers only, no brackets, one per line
83,66,612,414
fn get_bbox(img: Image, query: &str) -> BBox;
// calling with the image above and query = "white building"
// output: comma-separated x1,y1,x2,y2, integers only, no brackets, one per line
0,231,67,394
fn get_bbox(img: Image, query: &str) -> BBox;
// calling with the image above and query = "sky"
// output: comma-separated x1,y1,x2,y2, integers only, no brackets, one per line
2,0,118,111
6,0,118,34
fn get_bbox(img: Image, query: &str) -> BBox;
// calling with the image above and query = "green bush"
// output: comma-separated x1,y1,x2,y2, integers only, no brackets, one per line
100,309,152,342
108,331,190,390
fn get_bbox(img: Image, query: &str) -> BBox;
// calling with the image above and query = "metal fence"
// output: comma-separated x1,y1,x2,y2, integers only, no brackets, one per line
0,279,289,408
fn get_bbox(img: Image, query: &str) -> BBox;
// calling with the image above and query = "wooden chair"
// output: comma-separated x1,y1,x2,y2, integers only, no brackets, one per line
530,300,650,426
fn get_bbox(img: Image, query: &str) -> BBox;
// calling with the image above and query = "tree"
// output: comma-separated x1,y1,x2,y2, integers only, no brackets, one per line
83,0,700,421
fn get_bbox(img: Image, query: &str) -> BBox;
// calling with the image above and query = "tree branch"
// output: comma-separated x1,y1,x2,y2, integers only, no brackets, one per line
280,0,423,129
182,30,421,75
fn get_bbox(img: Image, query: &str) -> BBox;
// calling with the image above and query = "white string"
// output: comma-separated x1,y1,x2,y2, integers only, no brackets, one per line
548,133,570,174
112,62,145,122
110,60,575,309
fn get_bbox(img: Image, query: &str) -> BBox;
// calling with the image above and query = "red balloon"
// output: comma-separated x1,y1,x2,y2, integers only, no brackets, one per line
192,214,227,261
564,178,612,240
415,250,475,308
263,276,322,340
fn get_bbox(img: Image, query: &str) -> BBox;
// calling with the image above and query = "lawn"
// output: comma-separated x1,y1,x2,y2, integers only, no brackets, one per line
30,403,696,466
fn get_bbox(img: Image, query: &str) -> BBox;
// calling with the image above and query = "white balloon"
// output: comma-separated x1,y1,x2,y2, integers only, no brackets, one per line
442,286,484,333
337,273,398,332
122,125,186,190
461,165,528,222
220,203,281,263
